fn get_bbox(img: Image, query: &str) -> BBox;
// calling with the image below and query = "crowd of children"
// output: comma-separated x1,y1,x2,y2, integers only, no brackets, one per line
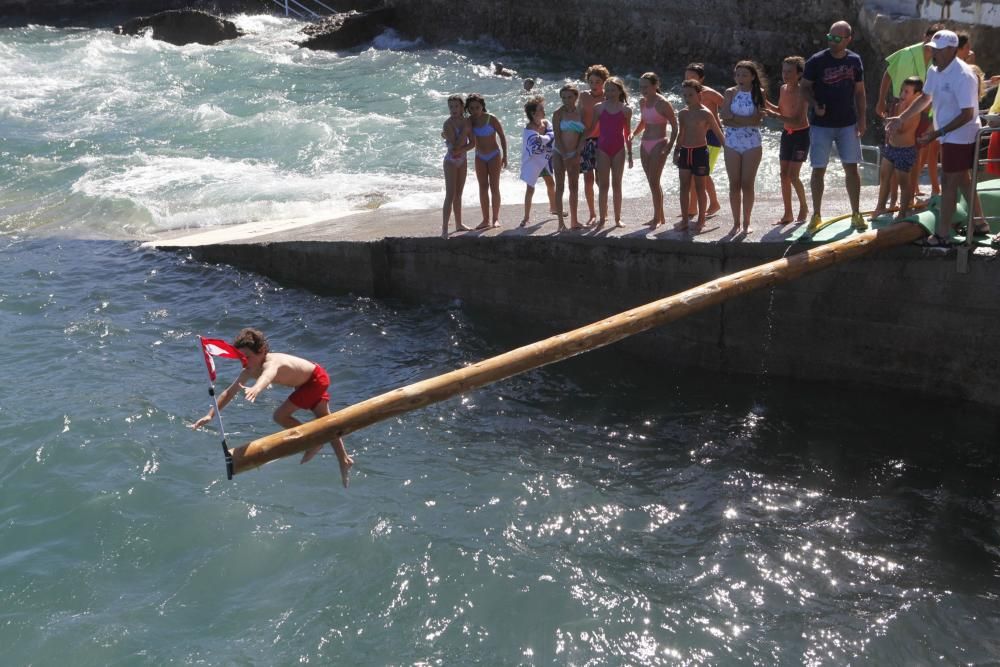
440,24,998,242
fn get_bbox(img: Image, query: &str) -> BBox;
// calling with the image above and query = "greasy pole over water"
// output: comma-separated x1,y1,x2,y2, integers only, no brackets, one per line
230,222,926,474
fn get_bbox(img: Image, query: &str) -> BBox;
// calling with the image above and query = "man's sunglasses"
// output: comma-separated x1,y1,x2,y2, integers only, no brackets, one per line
826,33,847,43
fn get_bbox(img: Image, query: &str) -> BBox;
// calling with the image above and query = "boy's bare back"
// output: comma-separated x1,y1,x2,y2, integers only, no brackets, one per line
247,352,316,389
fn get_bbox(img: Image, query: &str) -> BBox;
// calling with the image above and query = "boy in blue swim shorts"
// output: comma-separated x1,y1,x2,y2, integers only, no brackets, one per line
873,77,923,221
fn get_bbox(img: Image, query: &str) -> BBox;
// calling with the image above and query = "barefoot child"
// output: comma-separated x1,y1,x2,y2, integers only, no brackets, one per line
579,64,609,226
720,60,768,235
682,63,724,218
673,80,726,233
588,76,633,229
193,328,354,488
462,93,508,229
873,76,922,222
765,56,810,225
634,72,678,229
519,95,557,227
551,84,585,230
442,95,473,238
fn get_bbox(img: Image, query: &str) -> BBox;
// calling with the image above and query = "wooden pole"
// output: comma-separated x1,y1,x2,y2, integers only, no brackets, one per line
230,222,926,475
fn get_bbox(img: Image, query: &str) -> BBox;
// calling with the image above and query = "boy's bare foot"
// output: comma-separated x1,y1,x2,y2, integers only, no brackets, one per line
870,209,886,221
558,223,568,232
338,455,354,489
796,208,808,222
673,219,690,231
775,216,793,225
491,220,501,228
300,445,322,464
594,219,606,230
613,220,624,228
743,224,753,235
691,220,705,234
649,219,662,230
519,218,529,227
474,220,490,230
585,215,597,227
441,229,449,239
570,222,584,230
456,224,472,231
728,223,740,235
706,203,721,217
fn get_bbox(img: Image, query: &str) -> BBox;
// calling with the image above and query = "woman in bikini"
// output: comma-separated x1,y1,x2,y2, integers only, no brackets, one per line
633,72,678,229
720,61,768,236
463,93,508,229
551,84,585,230
589,76,633,229
441,95,473,238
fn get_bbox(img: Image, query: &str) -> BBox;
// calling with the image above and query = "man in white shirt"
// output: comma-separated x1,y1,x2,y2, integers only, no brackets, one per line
887,29,980,246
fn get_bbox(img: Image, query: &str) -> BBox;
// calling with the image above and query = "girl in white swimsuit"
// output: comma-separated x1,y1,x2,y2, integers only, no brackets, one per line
721,60,768,235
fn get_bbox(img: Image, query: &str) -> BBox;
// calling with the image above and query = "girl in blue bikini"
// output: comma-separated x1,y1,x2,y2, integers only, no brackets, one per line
442,95,473,238
551,84,585,230
464,93,508,229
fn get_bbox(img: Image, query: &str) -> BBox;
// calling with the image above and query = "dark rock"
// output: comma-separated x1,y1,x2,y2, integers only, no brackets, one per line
299,8,395,51
114,9,243,46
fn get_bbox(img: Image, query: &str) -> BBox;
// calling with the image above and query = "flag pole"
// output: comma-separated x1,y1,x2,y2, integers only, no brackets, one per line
198,337,234,480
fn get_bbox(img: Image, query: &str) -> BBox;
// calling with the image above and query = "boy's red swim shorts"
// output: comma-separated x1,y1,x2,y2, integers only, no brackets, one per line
289,363,331,410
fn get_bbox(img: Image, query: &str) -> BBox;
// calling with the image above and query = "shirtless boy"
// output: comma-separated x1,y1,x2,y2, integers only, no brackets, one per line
579,64,609,226
193,328,354,488
873,76,923,221
673,80,726,233
682,63,724,217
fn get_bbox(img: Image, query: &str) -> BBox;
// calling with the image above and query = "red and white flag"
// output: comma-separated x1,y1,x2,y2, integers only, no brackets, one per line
199,337,246,381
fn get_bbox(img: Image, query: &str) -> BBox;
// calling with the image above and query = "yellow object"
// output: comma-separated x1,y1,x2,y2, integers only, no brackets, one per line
804,212,823,237
851,212,868,232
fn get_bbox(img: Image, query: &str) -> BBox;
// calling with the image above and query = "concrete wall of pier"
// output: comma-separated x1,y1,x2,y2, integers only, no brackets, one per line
177,236,1000,407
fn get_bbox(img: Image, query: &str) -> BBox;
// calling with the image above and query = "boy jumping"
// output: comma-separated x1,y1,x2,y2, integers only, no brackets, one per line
193,328,353,488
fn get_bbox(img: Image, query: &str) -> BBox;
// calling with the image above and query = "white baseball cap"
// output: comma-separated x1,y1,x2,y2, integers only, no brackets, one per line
929,30,959,49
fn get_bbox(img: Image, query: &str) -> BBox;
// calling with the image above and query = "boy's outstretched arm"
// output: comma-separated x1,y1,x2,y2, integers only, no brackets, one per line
192,369,251,429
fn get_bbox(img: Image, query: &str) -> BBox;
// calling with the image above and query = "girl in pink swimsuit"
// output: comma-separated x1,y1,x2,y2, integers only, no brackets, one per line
633,72,678,229
441,95,473,238
588,76,633,229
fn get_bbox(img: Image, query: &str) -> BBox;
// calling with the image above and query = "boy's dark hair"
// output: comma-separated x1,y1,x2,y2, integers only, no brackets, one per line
925,23,945,38
685,63,706,79
783,55,805,73
233,328,268,354
902,75,923,95
524,95,544,121
447,94,464,105
465,93,486,112
584,64,610,81
957,31,970,49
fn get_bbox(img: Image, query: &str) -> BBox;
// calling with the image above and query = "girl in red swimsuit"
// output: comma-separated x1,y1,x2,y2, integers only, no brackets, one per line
588,76,633,229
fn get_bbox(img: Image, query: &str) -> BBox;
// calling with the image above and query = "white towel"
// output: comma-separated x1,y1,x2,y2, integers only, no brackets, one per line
520,121,553,186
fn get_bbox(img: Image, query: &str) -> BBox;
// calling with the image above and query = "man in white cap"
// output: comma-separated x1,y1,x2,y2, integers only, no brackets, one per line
887,29,981,246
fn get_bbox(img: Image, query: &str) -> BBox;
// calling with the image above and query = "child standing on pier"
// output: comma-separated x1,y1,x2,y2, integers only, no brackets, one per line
873,76,923,222
765,56,810,226
519,95,557,227
442,95,473,238
463,93,508,229
193,328,354,488
673,80,726,234
589,76,633,229
634,72,678,230
721,61,768,236
551,84,586,230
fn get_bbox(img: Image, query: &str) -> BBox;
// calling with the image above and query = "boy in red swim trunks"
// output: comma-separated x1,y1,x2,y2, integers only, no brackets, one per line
193,328,353,488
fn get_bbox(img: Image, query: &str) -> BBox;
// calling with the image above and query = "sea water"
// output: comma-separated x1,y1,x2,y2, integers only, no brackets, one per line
1,17,998,666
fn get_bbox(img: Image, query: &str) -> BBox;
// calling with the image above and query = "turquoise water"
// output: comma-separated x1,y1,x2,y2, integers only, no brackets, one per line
2,18,999,666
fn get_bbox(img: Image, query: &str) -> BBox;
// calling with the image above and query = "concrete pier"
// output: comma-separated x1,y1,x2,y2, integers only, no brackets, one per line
148,189,1000,408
